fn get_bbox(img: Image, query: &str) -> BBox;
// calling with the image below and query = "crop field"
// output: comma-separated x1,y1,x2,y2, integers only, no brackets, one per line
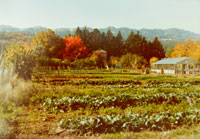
2,70,200,139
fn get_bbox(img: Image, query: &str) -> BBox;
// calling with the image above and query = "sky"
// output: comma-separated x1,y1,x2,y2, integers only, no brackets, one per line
1,0,200,33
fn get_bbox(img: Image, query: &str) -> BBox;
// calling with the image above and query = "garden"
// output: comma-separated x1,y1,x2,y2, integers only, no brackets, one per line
1,70,200,138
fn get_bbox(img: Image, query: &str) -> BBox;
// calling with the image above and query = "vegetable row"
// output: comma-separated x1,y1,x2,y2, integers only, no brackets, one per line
58,110,200,134
43,92,200,113
35,78,200,87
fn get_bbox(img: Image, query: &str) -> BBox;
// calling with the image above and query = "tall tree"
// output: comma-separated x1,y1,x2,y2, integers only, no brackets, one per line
150,37,165,59
32,29,65,59
101,32,107,51
125,32,165,62
141,37,152,61
105,29,115,58
79,27,94,54
74,27,82,38
125,31,146,56
81,27,90,43
90,29,102,51
124,31,135,54
114,31,124,57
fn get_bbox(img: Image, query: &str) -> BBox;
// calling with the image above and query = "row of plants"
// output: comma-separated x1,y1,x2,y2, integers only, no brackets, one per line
42,92,200,113
95,82,195,89
32,70,140,80
35,79,140,86
57,110,200,134
34,78,200,87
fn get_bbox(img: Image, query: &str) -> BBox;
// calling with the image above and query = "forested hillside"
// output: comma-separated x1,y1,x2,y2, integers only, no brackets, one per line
1,25,200,40
1,25,200,52
0,32,32,52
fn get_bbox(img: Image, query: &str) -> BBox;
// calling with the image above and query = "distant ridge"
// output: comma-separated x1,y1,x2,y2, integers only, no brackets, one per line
1,25,200,41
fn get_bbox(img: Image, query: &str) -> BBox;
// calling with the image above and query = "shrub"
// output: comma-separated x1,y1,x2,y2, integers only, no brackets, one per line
72,58,97,69
120,53,147,69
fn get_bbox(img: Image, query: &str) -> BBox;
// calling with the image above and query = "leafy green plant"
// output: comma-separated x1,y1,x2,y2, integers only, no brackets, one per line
42,92,200,113
58,110,200,134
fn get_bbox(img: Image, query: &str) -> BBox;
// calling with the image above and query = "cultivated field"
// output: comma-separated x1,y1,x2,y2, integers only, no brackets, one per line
1,70,200,139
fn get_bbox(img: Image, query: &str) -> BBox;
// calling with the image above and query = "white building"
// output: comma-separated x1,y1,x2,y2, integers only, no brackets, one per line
151,57,199,74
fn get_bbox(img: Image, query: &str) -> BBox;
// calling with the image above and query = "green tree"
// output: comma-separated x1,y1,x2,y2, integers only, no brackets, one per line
81,27,90,46
105,29,115,58
125,31,142,54
101,32,107,50
150,37,165,59
113,31,124,57
125,31,150,62
91,29,103,51
32,29,65,59
79,27,96,54
2,43,36,79
74,27,82,38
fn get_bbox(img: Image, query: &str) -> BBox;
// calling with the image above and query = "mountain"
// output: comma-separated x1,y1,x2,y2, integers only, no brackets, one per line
0,25,21,32
1,25,200,41
98,27,200,41
139,28,200,41
22,26,48,35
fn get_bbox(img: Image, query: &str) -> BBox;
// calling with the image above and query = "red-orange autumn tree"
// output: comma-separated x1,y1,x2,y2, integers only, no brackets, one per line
62,37,88,61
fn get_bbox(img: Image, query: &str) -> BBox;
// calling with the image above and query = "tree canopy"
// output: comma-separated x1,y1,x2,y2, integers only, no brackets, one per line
32,29,65,59
62,37,88,62
1,27,167,79
2,42,36,79
171,39,200,60
74,27,165,62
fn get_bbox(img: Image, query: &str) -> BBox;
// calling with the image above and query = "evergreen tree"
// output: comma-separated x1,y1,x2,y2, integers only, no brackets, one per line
150,37,165,59
90,29,102,51
125,31,144,55
114,31,124,57
75,27,82,38
101,32,107,50
125,31,164,63
140,37,149,61
105,29,115,58
125,31,135,54
79,27,92,53
81,27,90,44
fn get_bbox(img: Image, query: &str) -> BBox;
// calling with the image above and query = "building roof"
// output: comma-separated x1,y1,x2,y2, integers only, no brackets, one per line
152,57,195,65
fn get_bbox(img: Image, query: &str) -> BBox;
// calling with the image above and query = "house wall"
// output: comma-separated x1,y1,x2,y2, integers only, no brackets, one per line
163,70,175,74
151,69,175,74
151,69,161,73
